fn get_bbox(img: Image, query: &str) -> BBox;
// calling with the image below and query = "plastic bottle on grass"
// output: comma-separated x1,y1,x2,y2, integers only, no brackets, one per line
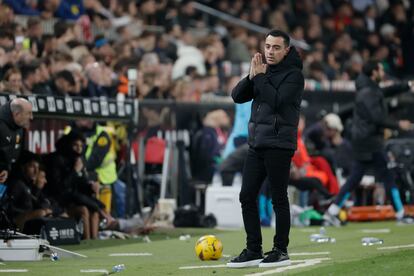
361,237,383,246
50,252,59,261
310,234,336,243
112,264,125,273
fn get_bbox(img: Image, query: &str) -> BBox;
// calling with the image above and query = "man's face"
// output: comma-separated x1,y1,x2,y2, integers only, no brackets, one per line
322,122,337,139
24,160,39,182
264,35,290,65
55,77,73,94
72,139,84,155
14,103,33,129
34,170,47,189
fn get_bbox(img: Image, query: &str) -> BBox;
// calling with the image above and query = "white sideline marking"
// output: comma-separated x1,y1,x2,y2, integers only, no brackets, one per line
361,229,390,234
0,269,28,273
299,229,317,233
378,244,414,250
109,253,152,256
178,258,331,271
80,269,109,273
222,254,231,258
245,258,331,276
290,252,330,256
179,264,227,269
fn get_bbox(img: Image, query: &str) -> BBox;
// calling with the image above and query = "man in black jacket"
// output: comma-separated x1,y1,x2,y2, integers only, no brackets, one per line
0,98,33,185
325,61,414,225
227,30,304,268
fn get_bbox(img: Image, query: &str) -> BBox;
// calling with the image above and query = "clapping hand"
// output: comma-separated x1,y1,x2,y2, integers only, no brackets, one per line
249,53,267,80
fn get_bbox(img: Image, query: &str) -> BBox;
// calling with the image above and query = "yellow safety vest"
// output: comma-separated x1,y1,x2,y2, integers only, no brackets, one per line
85,125,117,185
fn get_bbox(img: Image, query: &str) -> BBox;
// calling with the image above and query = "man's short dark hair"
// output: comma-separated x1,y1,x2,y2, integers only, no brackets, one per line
55,70,76,86
266,29,290,47
362,60,380,77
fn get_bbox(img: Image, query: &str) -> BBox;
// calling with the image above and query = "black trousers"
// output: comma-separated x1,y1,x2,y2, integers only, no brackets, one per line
240,146,294,253
334,150,400,210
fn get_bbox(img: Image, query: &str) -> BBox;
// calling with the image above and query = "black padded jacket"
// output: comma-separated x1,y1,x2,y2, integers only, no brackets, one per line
231,47,304,150
0,102,24,173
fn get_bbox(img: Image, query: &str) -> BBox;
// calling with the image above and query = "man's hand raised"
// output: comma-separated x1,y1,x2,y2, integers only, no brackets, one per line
249,53,267,79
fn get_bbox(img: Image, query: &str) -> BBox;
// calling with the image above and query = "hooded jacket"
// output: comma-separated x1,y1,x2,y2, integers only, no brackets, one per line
351,74,409,160
0,102,24,173
231,47,304,150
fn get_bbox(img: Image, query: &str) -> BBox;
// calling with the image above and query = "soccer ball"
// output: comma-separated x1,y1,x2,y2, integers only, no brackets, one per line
194,235,223,261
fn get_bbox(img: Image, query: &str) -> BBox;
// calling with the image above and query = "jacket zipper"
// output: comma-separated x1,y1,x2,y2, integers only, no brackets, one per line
253,104,261,144
274,115,279,134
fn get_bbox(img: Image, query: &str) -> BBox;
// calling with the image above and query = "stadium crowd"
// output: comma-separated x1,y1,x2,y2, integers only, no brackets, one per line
0,0,413,100
1,0,414,238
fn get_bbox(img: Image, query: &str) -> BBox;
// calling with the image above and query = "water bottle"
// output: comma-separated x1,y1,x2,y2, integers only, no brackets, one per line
319,227,326,235
112,264,125,273
361,237,383,246
50,252,59,261
310,234,336,243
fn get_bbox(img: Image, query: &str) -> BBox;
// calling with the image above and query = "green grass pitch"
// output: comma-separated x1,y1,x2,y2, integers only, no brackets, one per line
2,221,414,275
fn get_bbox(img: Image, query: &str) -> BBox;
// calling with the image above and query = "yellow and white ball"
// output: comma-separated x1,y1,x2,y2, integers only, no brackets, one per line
194,235,223,261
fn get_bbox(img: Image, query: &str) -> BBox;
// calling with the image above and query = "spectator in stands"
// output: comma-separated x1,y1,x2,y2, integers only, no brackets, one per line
50,69,76,96
1,67,24,95
0,98,32,184
92,35,115,65
325,60,414,226
305,113,353,177
40,0,85,20
226,27,251,63
3,0,40,16
84,61,116,98
0,3,15,27
0,29,14,53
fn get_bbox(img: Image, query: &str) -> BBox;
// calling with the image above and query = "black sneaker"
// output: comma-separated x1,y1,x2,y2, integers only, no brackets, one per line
227,248,263,268
259,248,291,268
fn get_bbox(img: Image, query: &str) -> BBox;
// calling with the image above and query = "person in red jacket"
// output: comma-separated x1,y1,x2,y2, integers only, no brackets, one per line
292,115,339,195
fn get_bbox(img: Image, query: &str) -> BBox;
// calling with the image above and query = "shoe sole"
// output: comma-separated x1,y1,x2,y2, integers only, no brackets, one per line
227,259,263,268
259,259,291,268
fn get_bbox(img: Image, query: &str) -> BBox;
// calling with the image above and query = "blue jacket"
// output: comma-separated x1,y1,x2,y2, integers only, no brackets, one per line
222,101,251,159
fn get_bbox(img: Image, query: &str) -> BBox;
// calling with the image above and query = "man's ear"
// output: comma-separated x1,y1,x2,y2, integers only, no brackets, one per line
285,46,291,56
